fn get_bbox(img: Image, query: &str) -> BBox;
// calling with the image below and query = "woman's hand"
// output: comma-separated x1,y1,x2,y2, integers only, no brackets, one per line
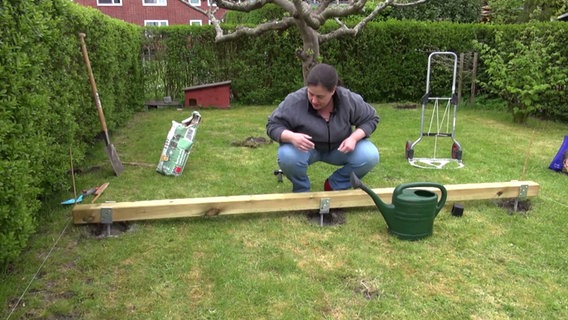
338,136,356,153
291,133,314,152
338,128,366,153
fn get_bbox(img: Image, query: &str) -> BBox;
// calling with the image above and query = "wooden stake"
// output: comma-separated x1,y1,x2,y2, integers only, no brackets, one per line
72,180,539,224
457,52,464,104
69,147,77,202
521,129,535,181
469,52,478,104
91,182,110,204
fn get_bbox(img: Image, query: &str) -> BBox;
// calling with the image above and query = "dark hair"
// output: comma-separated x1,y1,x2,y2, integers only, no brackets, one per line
306,63,338,92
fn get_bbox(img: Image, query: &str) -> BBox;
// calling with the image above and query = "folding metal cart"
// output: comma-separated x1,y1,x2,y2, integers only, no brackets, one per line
405,51,463,169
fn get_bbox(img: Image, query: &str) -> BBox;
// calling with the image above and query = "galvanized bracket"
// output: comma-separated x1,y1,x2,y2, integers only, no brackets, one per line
100,207,113,237
518,184,528,198
100,207,113,224
319,198,330,227
514,184,529,212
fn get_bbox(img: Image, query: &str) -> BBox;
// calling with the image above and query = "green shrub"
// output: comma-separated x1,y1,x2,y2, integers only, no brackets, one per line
384,0,484,23
474,25,566,123
142,20,566,111
1,0,54,266
224,3,288,25
0,0,143,268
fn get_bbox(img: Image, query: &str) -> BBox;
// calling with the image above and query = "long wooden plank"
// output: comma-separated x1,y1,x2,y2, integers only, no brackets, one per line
72,180,539,224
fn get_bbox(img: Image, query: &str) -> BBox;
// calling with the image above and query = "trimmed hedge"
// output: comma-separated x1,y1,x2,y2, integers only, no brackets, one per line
144,20,566,112
0,0,143,267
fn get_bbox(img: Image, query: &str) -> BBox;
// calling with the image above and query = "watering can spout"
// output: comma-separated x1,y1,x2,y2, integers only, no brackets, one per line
350,172,395,223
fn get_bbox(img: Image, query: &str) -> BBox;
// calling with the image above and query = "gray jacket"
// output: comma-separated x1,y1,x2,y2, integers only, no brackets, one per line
266,86,379,152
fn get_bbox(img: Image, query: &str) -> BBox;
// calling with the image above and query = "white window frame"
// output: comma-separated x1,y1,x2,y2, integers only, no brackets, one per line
189,20,203,26
143,0,167,6
144,20,169,26
97,0,122,6
189,0,201,6
207,0,217,6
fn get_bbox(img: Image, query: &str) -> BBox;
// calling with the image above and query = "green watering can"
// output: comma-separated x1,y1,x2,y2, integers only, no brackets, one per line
350,172,447,241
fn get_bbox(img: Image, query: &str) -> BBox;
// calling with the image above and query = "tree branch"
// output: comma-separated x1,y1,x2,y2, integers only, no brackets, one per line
179,0,301,42
210,0,272,12
320,0,366,20
319,0,429,43
178,0,223,39
219,17,297,41
273,0,298,13
314,0,334,14
391,0,429,8
178,0,431,44
289,0,322,30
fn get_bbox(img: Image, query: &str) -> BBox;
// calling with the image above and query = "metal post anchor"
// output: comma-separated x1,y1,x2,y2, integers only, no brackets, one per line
319,198,330,227
514,184,529,212
100,207,113,237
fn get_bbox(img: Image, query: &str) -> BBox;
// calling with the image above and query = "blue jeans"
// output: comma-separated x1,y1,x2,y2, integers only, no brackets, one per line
277,139,379,192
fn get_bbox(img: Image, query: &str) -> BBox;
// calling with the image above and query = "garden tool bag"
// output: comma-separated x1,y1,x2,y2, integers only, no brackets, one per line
156,111,202,176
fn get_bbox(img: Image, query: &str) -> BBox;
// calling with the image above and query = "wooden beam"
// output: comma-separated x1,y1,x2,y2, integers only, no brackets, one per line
72,180,539,224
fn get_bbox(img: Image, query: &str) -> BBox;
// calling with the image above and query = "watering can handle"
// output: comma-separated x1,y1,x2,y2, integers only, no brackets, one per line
393,182,448,216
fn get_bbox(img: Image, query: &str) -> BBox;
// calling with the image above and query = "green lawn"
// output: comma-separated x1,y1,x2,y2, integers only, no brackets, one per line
2,103,567,319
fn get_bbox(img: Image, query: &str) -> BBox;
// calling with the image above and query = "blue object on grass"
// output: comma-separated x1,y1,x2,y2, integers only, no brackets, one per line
549,135,568,173
61,194,83,205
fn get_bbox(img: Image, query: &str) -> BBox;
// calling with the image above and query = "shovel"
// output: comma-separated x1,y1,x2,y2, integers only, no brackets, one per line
79,33,124,176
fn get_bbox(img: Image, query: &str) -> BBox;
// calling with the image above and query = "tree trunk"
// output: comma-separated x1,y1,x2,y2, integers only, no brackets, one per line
295,19,320,84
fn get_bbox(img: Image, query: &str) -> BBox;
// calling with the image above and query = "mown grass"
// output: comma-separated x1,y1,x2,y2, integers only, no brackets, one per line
2,103,567,319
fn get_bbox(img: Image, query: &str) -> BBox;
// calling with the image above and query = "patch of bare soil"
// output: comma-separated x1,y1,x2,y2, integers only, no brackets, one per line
230,136,273,148
394,103,417,109
355,279,382,300
87,222,133,238
305,209,346,226
495,199,532,214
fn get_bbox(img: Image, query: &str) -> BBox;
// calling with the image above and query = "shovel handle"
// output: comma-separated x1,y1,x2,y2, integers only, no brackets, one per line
79,33,111,143
91,182,110,204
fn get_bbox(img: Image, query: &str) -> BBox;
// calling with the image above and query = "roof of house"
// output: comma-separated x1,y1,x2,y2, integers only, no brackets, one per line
183,81,232,91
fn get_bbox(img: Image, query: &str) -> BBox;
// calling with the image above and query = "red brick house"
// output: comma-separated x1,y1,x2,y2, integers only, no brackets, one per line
74,0,227,26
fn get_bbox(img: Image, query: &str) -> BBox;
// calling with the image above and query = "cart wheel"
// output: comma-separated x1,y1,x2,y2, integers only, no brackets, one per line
451,143,462,160
405,141,414,159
